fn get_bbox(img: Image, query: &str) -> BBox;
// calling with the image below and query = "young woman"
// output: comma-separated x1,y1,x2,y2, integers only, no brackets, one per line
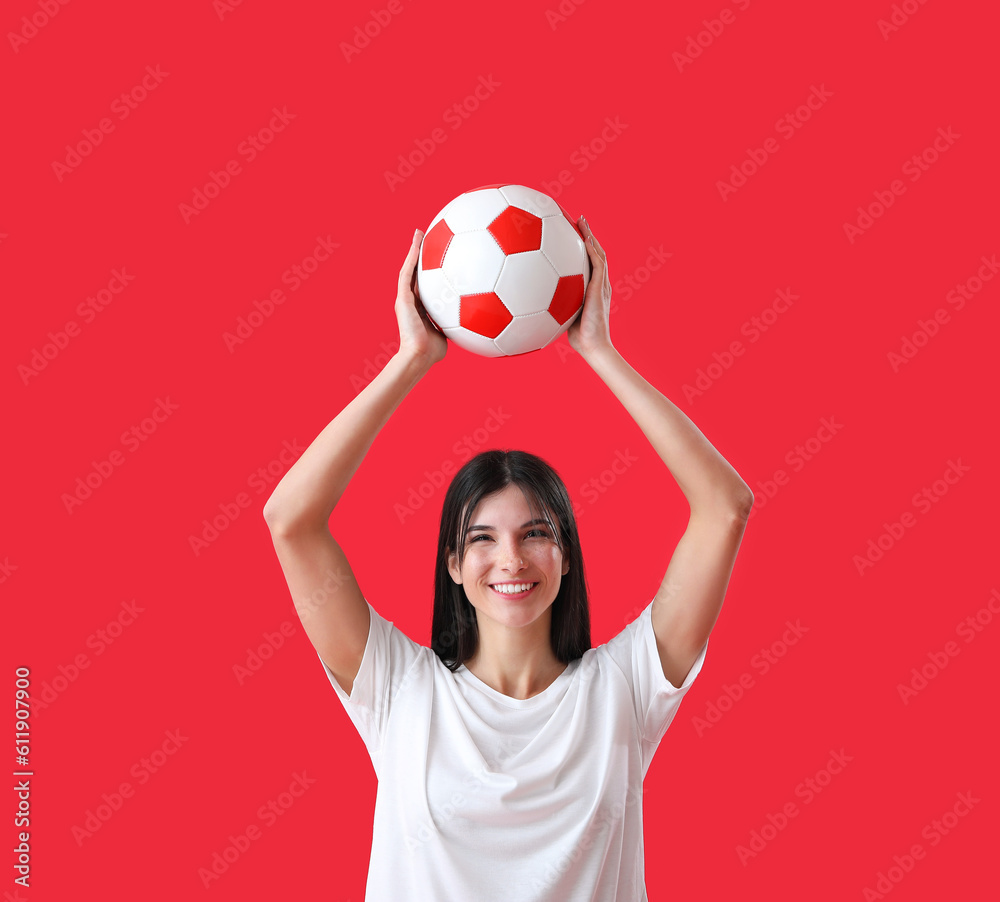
263,218,753,900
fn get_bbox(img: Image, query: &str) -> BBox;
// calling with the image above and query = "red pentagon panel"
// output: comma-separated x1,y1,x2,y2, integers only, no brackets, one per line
548,274,585,325
422,220,454,270
488,206,543,255
460,293,513,338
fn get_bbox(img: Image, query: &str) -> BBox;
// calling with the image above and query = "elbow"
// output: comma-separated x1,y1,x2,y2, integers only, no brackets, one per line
261,492,281,523
262,496,291,531
731,487,754,521
690,486,753,525
262,483,295,527
263,508,301,539
709,483,754,522
262,498,327,536
722,471,754,520
262,505,282,533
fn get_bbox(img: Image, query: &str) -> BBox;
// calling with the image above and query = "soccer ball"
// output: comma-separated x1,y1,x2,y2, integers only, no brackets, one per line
416,184,590,357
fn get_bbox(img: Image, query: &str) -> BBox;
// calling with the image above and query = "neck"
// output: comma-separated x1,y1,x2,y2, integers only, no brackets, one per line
465,612,565,700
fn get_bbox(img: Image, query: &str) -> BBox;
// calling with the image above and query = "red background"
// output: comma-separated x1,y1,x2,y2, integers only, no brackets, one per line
3,0,998,898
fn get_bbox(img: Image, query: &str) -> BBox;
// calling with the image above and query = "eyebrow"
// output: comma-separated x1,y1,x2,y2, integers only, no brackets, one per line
466,518,550,534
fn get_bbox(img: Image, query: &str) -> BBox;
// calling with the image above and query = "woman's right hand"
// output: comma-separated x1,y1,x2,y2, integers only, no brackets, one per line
395,229,447,367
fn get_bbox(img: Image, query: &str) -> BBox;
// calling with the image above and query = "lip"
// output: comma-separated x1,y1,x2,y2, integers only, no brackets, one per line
488,581,538,600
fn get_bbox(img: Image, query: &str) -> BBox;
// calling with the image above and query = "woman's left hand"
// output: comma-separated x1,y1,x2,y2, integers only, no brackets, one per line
566,217,615,358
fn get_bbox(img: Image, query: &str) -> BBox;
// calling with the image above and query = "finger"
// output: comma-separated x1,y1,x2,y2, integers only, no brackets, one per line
578,220,610,289
398,252,414,289
584,237,610,289
413,293,445,334
583,233,606,266
578,216,603,248
585,236,606,272
398,230,422,293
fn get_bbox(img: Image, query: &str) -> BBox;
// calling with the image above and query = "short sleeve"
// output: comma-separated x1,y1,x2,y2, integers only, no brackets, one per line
315,600,424,766
602,600,708,773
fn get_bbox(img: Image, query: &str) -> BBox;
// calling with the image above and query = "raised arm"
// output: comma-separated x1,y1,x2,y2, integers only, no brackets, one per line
570,218,753,688
262,228,445,695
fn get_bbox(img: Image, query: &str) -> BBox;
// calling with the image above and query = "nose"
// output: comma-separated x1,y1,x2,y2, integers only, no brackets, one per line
499,540,525,572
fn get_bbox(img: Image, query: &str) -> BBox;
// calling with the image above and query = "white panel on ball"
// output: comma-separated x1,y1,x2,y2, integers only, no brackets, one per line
443,326,505,357
416,268,461,329
446,189,508,233
442,231,505,294
495,254,559,317
541,215,589,278
498,185,561,219
495,311,562,356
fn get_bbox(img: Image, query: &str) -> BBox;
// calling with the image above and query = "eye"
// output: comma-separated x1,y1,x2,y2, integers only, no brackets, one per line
470,534,492,542
526,529,551,539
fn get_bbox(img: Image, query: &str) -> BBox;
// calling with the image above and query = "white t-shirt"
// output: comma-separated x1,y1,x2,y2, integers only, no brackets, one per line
317,598,707,902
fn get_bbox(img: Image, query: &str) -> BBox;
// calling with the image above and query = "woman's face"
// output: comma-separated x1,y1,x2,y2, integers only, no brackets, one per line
447,484,569,630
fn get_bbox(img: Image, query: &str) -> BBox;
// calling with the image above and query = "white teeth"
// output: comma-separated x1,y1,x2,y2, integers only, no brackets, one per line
491,583,535,595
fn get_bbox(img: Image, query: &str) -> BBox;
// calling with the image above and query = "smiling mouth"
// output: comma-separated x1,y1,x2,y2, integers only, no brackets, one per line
489,582,538,598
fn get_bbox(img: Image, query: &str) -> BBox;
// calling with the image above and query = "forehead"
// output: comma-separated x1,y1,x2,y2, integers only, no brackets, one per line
467,484,536,522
